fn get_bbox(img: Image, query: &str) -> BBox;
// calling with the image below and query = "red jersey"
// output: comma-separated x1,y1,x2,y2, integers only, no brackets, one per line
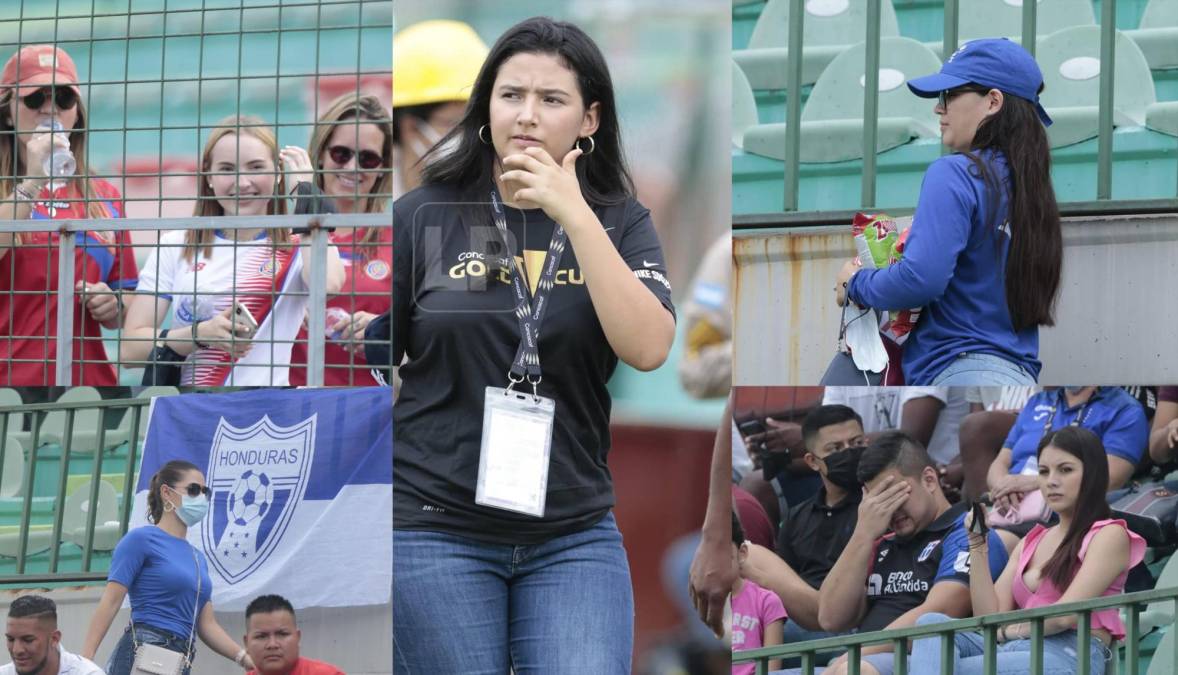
288,226,392,386
247,657,345,675
0,179,136,386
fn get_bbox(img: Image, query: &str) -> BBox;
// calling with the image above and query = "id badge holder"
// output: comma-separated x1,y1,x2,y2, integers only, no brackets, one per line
476,385,556,517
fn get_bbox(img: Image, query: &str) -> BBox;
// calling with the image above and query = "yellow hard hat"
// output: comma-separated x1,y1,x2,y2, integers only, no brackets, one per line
393,20,489,108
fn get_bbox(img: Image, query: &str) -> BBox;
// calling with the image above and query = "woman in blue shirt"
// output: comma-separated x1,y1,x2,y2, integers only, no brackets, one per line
80,460,254,674
836,38,1062,385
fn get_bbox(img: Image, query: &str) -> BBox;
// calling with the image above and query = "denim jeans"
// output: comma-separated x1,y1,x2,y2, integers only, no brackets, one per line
106,622,196,675
392,512,634,674
908,612,1108,675
932,353,1037,385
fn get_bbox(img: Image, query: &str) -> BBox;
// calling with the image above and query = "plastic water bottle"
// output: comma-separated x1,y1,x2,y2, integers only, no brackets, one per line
325,307,350,341
38,120,75,186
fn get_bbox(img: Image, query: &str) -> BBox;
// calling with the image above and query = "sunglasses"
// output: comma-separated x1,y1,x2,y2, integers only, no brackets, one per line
171,482,212,498
937,86,990,110
21,86,78,111
327,145,383,170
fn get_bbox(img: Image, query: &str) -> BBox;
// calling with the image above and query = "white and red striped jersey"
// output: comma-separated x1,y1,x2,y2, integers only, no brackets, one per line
137,229,308,385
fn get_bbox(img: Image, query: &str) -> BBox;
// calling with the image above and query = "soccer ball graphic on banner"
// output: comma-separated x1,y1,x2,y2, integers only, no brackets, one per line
227,470,273,526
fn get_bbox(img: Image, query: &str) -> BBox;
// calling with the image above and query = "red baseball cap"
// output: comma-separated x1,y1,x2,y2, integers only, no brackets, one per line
2,45,81,97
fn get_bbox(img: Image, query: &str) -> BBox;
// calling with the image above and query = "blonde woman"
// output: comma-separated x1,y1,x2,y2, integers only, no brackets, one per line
121,115,344,385
288,93,393,386
0,45,137,385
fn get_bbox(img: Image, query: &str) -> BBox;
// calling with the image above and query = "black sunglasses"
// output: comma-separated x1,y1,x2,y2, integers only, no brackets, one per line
937,86,991,110
21,86,79,111
171,482,212,498
327,145,383,170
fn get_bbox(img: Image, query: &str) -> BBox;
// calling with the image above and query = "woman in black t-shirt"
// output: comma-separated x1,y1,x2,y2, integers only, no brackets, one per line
391,16,675,674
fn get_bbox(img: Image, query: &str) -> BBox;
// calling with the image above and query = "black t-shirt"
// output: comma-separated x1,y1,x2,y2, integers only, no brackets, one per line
392,182,675,544
776,486,860,590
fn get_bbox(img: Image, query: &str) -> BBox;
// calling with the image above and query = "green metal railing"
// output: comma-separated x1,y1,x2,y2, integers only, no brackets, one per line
0,395,150,584
733,585,1178,674
773,0,1173,217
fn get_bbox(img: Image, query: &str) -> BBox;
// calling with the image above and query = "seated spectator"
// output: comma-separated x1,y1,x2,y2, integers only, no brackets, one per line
732,511,785,675
774,431,1008,675
957,386,1038,501
244,595,343,675
121,115,344,386
2,595,103,675
823,387,969,499
741,405,866,642
734,485,776,550
738,414,810,532
910,426,1144,675
984,387,1148,546
1148,386,1178,465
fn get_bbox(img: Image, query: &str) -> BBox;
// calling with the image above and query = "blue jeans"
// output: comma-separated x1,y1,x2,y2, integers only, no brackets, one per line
908,613,1108,674
932,353,1037,385
106,622,196,675
392,512,634,674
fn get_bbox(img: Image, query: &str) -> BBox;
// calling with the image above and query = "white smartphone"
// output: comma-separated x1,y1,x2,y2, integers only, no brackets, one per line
232,301,259,338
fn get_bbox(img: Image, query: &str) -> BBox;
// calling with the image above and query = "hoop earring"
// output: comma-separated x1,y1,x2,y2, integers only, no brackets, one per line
163,499,175,513
577,135,596,155
478,124,492,145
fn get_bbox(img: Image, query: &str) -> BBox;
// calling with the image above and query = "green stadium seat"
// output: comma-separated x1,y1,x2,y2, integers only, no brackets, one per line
733,60,760,148
1,435,24,499
1126,0,1178,71
62,479,121,552
1135,552,1178,634
1148,624,1176,675
925,0,1095,58
742,36,942,162
10,387,111,454
0,525,54,558
733,0,901,89
1038,25,1156,148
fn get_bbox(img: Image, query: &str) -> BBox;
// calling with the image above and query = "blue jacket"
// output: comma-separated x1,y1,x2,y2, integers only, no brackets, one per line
847,151,1039,384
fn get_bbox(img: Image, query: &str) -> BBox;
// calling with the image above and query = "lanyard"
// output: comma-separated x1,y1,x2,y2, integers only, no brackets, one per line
489,189,568,391
1041,389,1095,437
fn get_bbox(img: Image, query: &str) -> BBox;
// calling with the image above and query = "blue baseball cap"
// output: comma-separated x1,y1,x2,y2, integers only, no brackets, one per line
907,38,1052,127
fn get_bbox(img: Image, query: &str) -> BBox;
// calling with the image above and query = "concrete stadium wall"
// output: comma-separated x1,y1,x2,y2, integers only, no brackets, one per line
0,587,391,674
733,213,1178,384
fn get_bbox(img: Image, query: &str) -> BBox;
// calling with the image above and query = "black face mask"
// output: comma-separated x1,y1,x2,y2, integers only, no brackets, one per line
822,445,865,490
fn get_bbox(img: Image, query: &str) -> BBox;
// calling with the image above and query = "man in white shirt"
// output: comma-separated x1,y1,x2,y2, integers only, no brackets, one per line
2,595,103,675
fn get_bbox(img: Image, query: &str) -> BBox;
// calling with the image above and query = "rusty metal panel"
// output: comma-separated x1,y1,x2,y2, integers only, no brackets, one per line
733,214,1178,384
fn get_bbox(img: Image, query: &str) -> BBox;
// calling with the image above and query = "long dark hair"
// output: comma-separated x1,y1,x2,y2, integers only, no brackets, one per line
147,460,200,524
1036,426,1110,589
420,16,634,211
963,86,1061,332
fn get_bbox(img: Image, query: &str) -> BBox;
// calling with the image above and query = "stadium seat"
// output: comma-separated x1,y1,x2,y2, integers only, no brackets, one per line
1148,625,1176,675
1,435,24,498
925,0,1095,58
0,388,22,440
10,387,116,454
733,0,901,89
103,386,179,450
62,479,121,552
0,526,54,558
1037,25,1155,148
1136,553,1178,634
733,60,760,148
1125,0,1178,71
742,36,942,162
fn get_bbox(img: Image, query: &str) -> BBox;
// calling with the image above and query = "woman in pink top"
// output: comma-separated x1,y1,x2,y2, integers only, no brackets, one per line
732,511,786,675
909,426,1144,674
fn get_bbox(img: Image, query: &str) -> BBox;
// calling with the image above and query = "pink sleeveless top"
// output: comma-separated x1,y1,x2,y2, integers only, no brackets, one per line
1011,519,1145,640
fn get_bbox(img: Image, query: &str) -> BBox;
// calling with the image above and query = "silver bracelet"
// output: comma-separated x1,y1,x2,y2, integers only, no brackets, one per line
13,184,37,202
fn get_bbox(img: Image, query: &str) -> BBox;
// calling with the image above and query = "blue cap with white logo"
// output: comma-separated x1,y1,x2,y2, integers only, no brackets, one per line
907,37,1052,127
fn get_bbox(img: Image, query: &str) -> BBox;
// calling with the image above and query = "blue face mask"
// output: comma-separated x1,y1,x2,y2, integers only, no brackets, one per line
175,493,210,527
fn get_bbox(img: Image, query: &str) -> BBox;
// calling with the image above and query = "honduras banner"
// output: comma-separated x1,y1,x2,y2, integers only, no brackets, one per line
131,388,392,610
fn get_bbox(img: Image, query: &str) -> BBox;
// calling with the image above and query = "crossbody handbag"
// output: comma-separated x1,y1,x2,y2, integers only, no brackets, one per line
130,546,200,675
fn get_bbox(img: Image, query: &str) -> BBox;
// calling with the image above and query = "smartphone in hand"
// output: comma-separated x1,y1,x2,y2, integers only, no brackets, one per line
232,301,259,339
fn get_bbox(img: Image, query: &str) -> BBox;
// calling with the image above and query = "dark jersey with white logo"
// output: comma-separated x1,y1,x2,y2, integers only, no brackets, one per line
392,182,675,544
860,502,1008,632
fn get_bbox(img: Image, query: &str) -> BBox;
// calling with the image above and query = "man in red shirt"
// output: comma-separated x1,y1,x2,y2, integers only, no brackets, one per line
243,595,345,675
0,44,137,385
